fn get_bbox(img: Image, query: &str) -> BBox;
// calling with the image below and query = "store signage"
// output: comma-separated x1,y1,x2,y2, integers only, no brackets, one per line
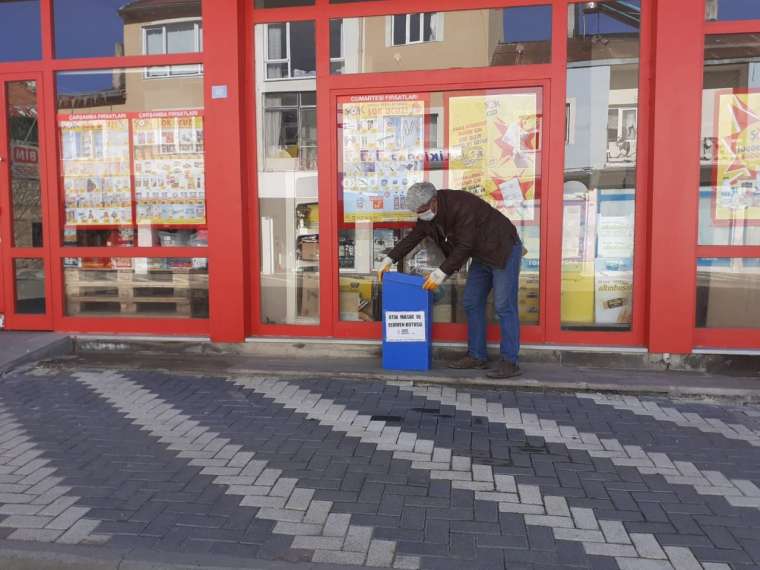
12,144,38,164
385,311,426,342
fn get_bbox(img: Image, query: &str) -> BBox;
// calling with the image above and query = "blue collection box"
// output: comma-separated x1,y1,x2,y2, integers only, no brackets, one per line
382,273,432,371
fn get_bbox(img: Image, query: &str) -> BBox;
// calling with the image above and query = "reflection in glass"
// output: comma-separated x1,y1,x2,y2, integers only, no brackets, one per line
63,257,209,318
337,89,542,325
6,81,43,248
331,6,551,75
705,0,760,21
256,0,313,6
0,1,41,62
700,34,760,246
14,259,45,314
255,23,319,325
54,0,201,59
696,258,760,328
561,1,641,331
265,21,316,80
55,69,206,249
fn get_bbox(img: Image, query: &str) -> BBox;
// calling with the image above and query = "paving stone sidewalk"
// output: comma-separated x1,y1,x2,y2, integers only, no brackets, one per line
0,366,759,570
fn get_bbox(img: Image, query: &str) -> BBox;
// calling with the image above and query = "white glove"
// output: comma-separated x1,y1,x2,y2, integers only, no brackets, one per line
377,256,394,281
423,268,447,291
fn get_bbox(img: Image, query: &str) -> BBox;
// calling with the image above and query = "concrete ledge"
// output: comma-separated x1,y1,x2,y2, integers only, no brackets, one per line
73,336,760,376
0,333,73,375
52,349,760,402
0,540,366,570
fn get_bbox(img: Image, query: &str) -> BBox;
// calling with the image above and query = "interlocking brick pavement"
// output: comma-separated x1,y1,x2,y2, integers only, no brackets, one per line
0,366,757,570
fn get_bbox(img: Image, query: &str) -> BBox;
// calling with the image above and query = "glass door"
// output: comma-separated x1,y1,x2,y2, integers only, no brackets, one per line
0,74,52,330
334,85,547,344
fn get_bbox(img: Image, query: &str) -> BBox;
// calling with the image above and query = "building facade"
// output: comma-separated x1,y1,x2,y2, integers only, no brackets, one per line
0,0,758,354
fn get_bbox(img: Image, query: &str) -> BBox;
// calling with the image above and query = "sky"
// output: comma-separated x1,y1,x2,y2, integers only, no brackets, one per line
716,0,760,20
503,6,552,44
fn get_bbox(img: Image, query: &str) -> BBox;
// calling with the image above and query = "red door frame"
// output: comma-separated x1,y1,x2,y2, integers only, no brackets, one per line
246,0,653,349
0,71,54,331
544,0,653,349
692,15,760,349
327,80,551,346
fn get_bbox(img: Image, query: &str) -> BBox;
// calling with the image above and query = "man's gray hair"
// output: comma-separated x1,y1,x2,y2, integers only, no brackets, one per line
406,182,437,212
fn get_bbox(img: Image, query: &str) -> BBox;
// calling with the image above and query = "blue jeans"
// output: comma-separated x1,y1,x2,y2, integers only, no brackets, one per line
462,242,522,364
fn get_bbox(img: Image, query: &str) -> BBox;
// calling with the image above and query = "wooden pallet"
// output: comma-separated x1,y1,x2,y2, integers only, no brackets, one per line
64,267,207,317
66,298,193,317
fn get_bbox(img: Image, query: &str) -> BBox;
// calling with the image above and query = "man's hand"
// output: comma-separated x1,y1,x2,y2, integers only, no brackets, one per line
377,257,393,282
422,268,447,291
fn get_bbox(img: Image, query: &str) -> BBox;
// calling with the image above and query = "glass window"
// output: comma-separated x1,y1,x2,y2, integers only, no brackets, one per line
265,21,316,80
391,13,439,46
256,0,313,6
144,21,203,77
697,258,760,328
14,259,45,314
700,34,760,246
337,89,543,325
63,257,209,319
263,93,317,171
706,0,760,21
561,1,641,331
330,19,345,74
331,6,551,75
0,1,41,62
56,69,206,248
54,0,201,59
6,81,42,248
255,23,319,325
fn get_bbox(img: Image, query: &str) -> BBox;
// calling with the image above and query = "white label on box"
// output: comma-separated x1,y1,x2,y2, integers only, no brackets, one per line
385,311,426,342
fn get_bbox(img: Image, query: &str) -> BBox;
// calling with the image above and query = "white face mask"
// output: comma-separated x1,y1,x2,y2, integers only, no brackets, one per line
418,209,435,222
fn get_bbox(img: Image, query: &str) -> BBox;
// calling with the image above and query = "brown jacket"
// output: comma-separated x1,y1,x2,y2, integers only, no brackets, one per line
387,189,519,275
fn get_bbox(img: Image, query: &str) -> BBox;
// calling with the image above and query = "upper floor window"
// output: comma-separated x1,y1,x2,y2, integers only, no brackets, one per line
391,13,441,46
265,21,316,80
54,0,201,59
144,20,203,78
330,19,345,74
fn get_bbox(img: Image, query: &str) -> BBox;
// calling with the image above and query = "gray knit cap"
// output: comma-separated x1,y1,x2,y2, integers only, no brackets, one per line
406,182,437,212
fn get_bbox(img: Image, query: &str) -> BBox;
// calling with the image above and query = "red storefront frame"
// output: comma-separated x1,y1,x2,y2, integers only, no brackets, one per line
0,0,249,339
245,0,653,348
690,16,760,350
0,71,54,331
0,0,758,353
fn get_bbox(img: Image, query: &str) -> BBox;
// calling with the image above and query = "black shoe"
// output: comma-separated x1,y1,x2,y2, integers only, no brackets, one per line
448,354,489,370
486,360,522,379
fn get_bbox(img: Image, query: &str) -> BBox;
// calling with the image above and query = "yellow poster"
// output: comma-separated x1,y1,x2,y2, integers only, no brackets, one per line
59,113,133,228
448,92,540,223
341,95,425,223
715,91,760,223
132,110,206,226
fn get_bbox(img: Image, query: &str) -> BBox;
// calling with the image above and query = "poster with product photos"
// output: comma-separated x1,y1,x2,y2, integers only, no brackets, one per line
340,95,426,223
132,110,206,226
59,113,133,227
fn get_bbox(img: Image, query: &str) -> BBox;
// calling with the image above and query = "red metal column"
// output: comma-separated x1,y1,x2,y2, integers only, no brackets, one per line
205,0,249,342
647,0,704,354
